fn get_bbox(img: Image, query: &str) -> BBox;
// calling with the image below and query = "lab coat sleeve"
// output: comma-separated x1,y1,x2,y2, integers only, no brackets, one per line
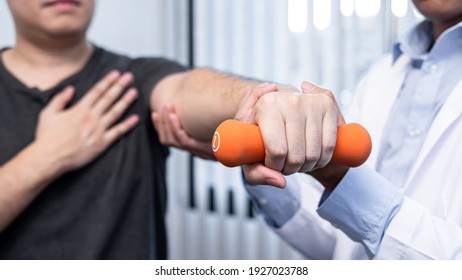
331,55,462,259
375,198,462,259
318,165,462,259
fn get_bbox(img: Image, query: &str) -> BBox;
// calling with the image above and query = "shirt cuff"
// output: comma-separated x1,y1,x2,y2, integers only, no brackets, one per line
317,165,404,255
244,175,301,228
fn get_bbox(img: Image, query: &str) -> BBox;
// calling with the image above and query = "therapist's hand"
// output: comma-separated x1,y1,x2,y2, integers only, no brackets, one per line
240,81,343,188
152,104,215,160
300,81,349,192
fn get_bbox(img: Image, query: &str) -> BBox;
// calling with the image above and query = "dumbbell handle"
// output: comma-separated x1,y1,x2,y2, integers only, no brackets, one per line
212,119,372,167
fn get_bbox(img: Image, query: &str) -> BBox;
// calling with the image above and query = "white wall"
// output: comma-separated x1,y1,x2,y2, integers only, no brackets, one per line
0,1,15,48
0,0,188,61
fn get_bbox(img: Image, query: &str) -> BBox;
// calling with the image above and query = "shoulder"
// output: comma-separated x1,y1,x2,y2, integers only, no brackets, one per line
128,57,187,77
91,45,186,74
92,46,184,71
92,45,187,89
128,57,187,95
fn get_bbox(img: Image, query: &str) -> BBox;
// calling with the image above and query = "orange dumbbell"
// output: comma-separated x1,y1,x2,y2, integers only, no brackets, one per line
212,119,372,168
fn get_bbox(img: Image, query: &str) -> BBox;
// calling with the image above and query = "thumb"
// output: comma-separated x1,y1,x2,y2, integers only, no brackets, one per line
235,83,277,123
301,81,328,95
46,86,75,113
242,163,287,188
301,81,345,124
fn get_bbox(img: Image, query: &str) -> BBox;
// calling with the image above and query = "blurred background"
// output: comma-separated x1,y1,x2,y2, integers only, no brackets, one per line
0,0,421,259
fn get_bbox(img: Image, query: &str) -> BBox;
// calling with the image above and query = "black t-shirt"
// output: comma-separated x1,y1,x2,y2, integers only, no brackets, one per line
0,46,186,259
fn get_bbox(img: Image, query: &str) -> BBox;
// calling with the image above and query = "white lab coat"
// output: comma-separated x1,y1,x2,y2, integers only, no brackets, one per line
272,54,462,259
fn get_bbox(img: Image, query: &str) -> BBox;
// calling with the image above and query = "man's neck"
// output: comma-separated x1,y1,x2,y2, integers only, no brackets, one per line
2,35,94,91
433,17,462,39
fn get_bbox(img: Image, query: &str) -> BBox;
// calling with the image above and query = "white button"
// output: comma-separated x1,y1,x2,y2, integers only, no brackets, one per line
429,64,438,75
409,128,422,138
259,198,268,205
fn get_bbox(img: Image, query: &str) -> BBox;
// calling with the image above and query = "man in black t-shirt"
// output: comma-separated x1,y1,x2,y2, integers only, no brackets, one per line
0,0,342,259
0,46,186,259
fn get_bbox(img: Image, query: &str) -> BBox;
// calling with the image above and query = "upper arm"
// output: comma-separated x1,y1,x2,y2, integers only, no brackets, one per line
150,71,188,113
128,57,186,114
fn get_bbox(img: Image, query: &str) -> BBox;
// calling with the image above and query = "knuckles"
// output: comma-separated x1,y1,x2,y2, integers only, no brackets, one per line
282,154,306,175
265,144,288,165
305,150,321,165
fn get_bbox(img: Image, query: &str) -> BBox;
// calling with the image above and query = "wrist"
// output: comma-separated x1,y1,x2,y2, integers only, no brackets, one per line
0,143,61,196
309,163,349,192
277,85,301,94
25,141,67,186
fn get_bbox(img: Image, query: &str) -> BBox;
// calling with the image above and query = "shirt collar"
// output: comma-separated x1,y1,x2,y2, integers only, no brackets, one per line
392,20,462,64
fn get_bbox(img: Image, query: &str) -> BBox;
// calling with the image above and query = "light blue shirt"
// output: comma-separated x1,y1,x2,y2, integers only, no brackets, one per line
318,20,462,255
245,173,300,228
245,20,462,255
377,20,462,187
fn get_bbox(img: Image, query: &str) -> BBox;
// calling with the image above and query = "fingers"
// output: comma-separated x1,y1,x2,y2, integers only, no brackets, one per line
301,81,346,125
152,112,166,144
104,115,140,145
300,81,343,170
93,72,134,115
75,71,138,142
282,97,308,175
242,164,286,188
44,86,75,113
152,104,177,146
152,105,215,159
253,86,341,176
316,106,337,169
234,83,278,123
82,71,138,147
100,88,139,129
254,94,288,172
79,70,121,108
77,71,134,116
167,109,213,154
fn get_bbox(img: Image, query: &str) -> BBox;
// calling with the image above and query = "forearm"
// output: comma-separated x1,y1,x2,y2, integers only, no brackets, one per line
0,142,61,231
309,163,349,192
152,68,254,140
152,68,257,141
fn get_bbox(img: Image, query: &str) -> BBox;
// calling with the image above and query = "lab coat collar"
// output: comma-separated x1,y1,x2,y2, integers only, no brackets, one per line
392,20,433,64
392,20,462,65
